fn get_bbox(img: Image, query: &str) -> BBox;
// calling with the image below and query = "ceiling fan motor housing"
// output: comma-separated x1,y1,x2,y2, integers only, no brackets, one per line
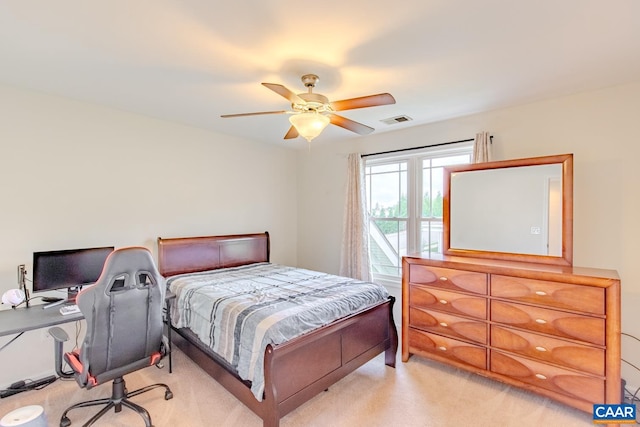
294,92,330,112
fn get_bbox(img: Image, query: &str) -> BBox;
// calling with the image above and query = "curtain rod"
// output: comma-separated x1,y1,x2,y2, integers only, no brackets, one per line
360,136,492,158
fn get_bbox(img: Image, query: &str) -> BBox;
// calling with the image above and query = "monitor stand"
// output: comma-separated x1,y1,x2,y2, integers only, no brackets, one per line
42,299,67,309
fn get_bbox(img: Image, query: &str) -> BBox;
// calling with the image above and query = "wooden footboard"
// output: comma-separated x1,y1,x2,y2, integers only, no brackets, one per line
173,297,397,427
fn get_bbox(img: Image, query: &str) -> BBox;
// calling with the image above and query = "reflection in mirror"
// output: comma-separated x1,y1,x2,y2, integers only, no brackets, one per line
450,164,562,255
444,154,573,266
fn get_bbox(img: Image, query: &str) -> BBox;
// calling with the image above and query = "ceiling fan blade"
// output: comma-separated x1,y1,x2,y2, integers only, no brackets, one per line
262,83,305,104
284,126,299,139
330,93,396,111
329,114,374,135
221,110,288,118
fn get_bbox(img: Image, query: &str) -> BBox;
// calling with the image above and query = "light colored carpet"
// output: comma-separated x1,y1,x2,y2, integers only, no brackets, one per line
0,348,592,427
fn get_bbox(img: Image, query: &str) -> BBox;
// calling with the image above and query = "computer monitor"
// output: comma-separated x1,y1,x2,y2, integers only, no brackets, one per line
32,246,114,300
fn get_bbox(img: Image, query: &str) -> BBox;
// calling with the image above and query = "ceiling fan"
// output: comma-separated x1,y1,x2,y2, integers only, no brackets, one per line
221,74,396,142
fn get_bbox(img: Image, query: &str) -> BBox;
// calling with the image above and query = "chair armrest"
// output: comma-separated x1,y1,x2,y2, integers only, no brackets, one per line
48,326,69,343
48,326,74,378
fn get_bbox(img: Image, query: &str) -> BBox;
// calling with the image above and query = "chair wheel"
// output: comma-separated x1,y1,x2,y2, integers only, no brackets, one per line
60,416,71,427
165,390,173,400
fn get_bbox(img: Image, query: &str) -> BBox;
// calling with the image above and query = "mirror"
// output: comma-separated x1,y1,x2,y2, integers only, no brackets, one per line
443,154,573,265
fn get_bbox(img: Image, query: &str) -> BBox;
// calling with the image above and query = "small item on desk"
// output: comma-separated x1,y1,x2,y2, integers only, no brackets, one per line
43,299,67,309
59,305,81,316
41,296,63,303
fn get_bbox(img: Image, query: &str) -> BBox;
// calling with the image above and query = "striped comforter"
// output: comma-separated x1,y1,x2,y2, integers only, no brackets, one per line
167,262,389,401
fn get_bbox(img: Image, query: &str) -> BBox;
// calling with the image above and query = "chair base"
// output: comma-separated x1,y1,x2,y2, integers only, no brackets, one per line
60,377,173,427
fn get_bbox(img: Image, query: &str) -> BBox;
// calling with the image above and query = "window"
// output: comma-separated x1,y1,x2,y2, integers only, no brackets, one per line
364,143,473,278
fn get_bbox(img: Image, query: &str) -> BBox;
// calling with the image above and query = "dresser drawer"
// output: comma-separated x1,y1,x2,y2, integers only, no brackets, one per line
410,285,487,320
408,329,487,370
490,301,604,346
410,307,487,344
491,275,604,315
409,264,487,294
490,351,604,404
490,326,604,376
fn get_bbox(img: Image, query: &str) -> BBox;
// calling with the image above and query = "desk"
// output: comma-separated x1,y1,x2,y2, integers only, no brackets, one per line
0,304,83,338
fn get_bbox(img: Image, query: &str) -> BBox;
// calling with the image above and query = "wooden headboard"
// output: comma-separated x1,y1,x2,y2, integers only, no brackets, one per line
157,232,270,277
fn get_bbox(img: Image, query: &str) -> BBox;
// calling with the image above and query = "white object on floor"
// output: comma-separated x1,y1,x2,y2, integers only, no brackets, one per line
0,405,47,427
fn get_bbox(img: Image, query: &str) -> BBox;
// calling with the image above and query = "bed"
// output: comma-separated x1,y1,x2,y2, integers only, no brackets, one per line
157,232,398,427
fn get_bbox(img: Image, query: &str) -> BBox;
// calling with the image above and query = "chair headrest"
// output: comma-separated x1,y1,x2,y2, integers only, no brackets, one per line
93,247,162,294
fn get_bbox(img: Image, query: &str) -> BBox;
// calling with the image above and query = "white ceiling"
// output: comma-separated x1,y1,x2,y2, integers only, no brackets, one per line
1,1,639,149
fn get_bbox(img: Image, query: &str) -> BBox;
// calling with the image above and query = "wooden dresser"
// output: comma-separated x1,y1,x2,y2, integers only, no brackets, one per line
401,253,621,413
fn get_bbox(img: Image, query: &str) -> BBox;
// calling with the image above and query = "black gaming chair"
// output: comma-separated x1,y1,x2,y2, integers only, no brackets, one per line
49,246,173,427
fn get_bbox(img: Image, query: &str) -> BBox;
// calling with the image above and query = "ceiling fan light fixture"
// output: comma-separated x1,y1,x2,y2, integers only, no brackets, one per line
289,112,330,142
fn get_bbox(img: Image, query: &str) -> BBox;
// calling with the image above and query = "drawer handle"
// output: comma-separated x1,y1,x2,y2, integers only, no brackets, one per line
535,346,547,352
535,373,547,380
535,291,547,296
535,318,547,324
439,299,448,305
437,346,447,351
439,276,448,281
439,322,448,327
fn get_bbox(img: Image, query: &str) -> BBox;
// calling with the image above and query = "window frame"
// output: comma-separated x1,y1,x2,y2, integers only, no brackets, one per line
364,142,474,284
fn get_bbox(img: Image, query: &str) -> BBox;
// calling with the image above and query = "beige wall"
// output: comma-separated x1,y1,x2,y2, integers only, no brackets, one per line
297,81,640,387
0,85,298,385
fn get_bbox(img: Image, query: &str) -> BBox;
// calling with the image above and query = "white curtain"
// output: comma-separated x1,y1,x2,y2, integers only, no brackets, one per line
473,131,492,163
339,153,372,281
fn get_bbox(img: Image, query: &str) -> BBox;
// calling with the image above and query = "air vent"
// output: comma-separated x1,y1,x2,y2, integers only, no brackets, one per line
381,115,413,125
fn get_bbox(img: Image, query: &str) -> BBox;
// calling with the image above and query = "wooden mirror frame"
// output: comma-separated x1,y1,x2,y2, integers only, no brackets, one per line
443,153,573,266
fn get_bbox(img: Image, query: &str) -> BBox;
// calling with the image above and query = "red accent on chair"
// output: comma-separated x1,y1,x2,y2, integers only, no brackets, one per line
87,375,97,387
66,351,84,374
150,352,161,366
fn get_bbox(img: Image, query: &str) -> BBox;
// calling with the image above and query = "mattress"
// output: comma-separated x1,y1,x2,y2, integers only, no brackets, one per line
167,262,389,400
